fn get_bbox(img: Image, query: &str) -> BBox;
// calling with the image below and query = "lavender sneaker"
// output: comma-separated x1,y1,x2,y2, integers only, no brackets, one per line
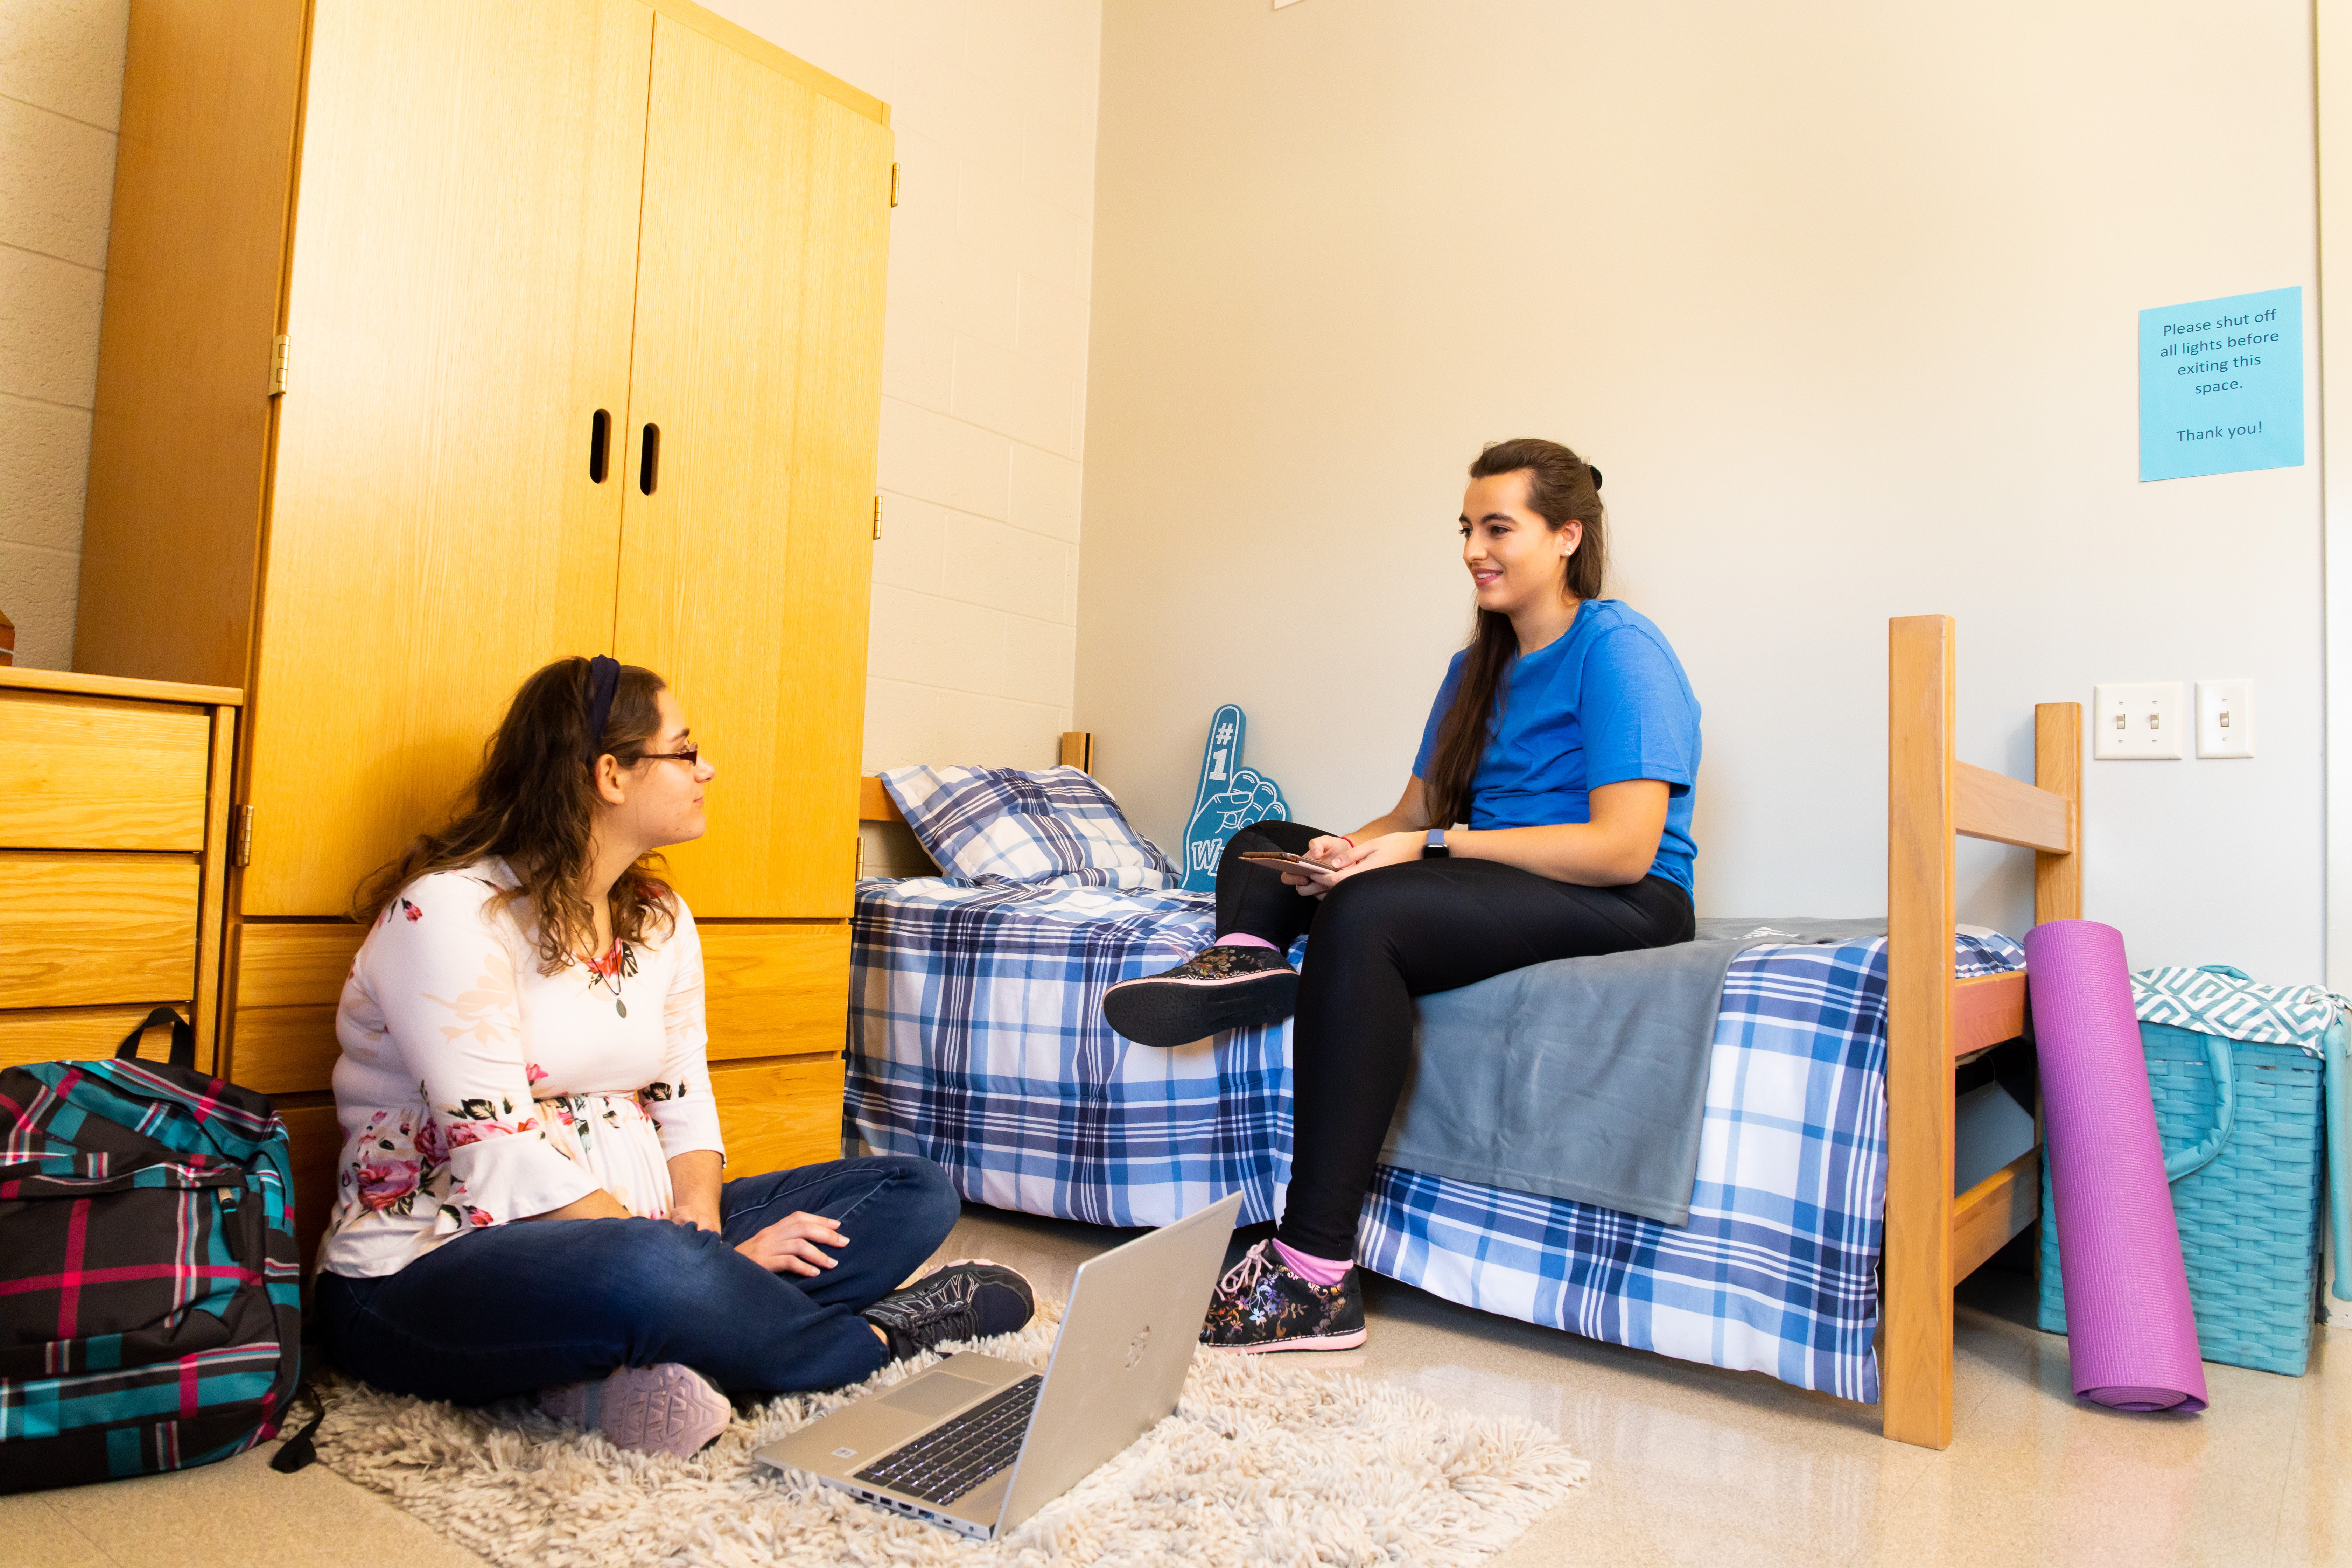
1102,945,1298,1048
540,1362,731,1457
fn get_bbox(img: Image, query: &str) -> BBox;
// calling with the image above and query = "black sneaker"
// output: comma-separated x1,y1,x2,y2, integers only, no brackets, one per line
1102,945,1298,1048
1198,1240,1367,1354
861,1258,1036,1358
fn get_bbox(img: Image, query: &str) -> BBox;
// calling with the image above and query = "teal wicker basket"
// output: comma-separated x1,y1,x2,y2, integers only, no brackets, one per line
2037,1014,2337,1376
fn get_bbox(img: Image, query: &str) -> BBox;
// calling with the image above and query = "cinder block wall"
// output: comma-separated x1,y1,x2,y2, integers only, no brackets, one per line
0,0,127,670
702,0,1105,773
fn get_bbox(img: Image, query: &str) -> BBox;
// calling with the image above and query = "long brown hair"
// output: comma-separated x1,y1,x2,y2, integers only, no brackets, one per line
355,657,678,974
1421,438,1607,828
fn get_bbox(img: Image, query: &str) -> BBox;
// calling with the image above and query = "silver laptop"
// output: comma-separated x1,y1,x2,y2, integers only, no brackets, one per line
755,1191,1244,1540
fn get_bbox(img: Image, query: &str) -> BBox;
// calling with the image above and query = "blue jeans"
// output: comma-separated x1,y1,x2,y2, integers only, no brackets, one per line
315,1156,960,1402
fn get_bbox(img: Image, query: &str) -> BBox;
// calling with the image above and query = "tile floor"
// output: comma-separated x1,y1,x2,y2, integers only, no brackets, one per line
4,1205,2343,1568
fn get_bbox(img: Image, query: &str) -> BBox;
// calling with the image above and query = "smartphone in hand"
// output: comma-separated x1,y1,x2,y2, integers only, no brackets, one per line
1238,850,1338,875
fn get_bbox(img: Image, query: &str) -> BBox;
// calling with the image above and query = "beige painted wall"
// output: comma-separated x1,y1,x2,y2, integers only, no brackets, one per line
703,0,1101,771
1078,0,2324,979
0,0,125,670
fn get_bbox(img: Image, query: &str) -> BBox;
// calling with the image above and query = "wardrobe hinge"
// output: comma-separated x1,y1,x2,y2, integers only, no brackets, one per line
268,335,291,397
889,162,900,207
872,495,883,540
235,805,255,867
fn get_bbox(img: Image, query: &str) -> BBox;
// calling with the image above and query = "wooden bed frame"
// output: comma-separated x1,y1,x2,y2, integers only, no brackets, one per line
1884,613,2077,1448
859,626,2076,1452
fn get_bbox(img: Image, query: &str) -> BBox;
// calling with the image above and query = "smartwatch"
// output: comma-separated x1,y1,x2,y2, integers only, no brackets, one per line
1423,828,1450,859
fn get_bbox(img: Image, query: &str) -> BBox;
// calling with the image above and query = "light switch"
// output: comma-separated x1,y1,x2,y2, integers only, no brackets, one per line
2196,679,2254,758
2093,682,2185,760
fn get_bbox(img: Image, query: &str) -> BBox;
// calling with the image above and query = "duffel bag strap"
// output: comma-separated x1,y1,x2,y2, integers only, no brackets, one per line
2161,1029,2236,1185
268,1381,327,1474
114,1006,196,1070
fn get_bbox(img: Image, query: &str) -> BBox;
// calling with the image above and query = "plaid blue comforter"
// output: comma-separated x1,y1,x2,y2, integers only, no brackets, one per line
846,878,2024,1403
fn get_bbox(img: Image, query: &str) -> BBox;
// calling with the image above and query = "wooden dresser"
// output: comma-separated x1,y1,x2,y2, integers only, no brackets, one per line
0,667,241,1070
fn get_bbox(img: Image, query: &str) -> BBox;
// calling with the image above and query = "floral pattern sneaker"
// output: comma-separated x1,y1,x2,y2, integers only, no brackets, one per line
1199,1240,1367,1354
1102,945,1299,1049
540,1362,731,1458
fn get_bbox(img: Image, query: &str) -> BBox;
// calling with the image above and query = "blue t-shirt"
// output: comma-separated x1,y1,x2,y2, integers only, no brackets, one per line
1410,600,1702,893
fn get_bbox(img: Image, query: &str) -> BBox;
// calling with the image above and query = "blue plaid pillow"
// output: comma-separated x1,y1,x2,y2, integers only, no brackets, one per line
878,766,1179,890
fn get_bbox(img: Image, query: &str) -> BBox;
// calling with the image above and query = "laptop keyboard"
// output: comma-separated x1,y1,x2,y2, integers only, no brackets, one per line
853,1375,1043,1505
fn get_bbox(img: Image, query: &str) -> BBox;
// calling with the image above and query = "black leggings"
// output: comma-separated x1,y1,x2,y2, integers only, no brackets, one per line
1219,821,1695,1259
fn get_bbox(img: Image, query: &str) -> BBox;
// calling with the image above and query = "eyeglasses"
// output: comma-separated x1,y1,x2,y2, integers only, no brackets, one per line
635,743,705,769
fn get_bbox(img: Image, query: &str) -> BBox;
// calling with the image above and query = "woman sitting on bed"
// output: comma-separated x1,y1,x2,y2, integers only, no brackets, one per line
313,656,1034,1456
1105,436,1701,1354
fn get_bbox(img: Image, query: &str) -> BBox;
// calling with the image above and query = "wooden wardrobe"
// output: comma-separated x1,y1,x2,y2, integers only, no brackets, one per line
74,0,889,1261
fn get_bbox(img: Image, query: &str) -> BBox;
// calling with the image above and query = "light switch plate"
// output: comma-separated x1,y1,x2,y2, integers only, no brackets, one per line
2196,679,2254,758
2094,682,2185,760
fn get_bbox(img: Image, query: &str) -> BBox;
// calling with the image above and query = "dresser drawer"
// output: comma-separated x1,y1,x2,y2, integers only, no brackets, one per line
711,1056,846,1175
227,1004,341,1096
0,1006,192,1070
0,690,212,851
222,919,848,1092
225,923,363,1094
0,852,200,1008
238,1036,844,1177
236,921,365,1007
701,921,850,1060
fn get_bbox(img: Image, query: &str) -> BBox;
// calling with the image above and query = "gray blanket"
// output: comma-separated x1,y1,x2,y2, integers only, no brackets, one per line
1382,917,1888,1226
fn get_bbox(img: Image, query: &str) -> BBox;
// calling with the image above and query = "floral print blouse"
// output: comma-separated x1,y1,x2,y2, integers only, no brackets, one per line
316,858,724,1278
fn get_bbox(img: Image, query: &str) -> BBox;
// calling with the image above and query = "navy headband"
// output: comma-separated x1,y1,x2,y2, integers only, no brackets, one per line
583,655,621,767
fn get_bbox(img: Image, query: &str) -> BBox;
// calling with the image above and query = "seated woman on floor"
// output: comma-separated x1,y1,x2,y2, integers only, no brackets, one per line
1105,437,1702,1354
314,656,1034,1456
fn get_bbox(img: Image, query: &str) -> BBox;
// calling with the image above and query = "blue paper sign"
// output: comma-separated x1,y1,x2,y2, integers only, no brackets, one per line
1178,704,1291,892
2140,287,2303,481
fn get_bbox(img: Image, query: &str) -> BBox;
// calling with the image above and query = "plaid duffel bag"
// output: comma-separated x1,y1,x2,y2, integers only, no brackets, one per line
0,1008,303,1492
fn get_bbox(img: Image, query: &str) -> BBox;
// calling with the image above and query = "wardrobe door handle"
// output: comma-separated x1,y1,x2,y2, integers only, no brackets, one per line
638,423,660,495
588,409,611,483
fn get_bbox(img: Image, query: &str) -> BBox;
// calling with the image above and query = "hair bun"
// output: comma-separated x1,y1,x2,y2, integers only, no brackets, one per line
1586,464,1603,491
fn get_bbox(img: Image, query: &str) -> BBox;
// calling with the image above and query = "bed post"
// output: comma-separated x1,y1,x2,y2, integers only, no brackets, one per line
2033,704,2083,923
1884,615,1957,1449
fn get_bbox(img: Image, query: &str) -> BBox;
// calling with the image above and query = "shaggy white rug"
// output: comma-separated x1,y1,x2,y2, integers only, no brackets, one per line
307,1302,1587,1567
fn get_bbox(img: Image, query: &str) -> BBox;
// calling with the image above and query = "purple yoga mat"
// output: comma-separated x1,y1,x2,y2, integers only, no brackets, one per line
2025,919,2208,1413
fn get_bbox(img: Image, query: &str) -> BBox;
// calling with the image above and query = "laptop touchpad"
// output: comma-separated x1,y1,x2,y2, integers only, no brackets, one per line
880,1371,990,1418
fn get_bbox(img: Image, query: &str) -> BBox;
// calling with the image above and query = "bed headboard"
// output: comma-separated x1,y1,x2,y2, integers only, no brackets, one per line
858,731,1095,824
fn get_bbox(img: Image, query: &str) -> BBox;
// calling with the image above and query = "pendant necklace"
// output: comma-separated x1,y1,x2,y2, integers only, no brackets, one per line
585,939,636,1017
